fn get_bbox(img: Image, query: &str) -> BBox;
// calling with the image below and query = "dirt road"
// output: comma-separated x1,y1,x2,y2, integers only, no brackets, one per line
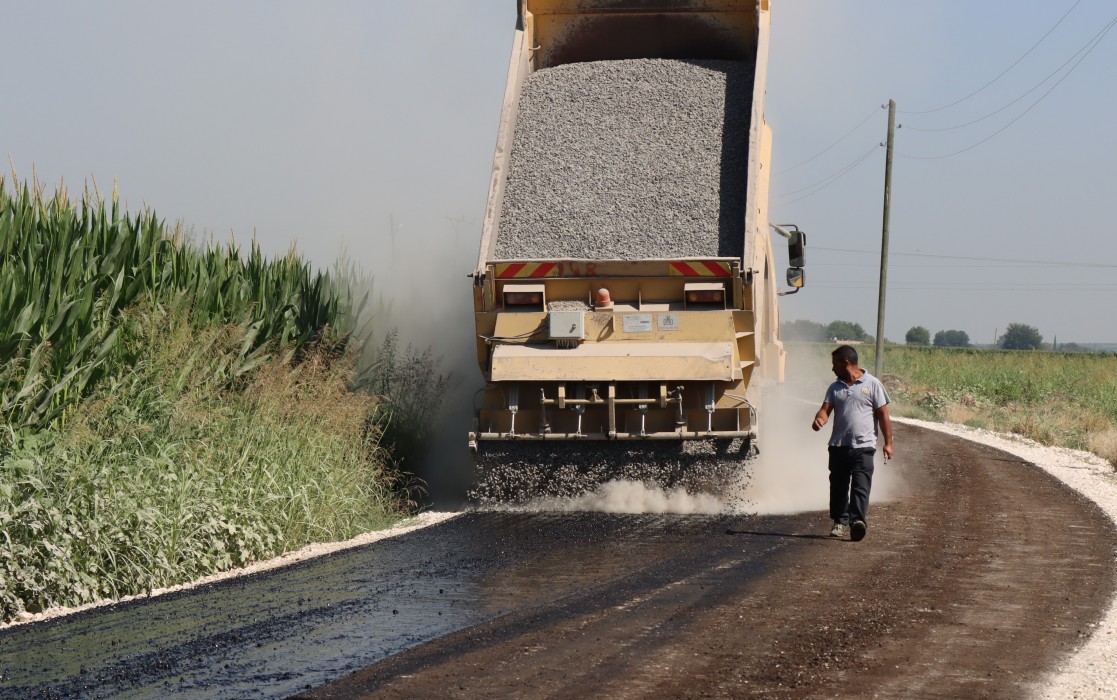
1,424,1113,699
301,424,1115,699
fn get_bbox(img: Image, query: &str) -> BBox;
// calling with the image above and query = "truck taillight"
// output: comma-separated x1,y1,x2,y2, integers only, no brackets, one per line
502,283,546,309
505,292,543,305
683,282,726,309
686,290,724,304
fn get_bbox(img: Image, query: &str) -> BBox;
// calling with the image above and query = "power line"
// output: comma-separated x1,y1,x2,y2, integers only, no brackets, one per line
774,105,884,175
809,262,1072,269
897,14,1117,160
810,245,1117,268
814,280,1117,288
808,284,1117,292
903,11,1117,133
902,0,1083,115
775,144,881,204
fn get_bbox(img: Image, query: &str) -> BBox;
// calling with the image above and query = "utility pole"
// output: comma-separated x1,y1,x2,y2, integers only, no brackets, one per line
874,99,896,377
389,214,398,261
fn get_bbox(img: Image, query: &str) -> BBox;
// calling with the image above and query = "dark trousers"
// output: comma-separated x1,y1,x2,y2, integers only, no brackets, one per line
828,446,876,525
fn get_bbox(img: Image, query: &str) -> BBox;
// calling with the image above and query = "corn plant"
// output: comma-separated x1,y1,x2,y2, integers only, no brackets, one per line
0,179,360,440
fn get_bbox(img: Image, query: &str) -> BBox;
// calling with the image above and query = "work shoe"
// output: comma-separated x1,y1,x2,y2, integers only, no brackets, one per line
829,521,846,538
850,520,867,542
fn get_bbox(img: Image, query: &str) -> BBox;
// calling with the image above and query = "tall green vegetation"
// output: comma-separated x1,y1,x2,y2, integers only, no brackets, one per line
1,180,434,622
1,178,362,442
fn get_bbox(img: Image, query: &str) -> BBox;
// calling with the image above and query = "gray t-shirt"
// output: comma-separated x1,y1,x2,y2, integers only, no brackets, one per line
824,371,890,448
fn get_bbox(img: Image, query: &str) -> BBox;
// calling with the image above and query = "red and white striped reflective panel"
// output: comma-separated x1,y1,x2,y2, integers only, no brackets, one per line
668,261,732,277
495,262,560,279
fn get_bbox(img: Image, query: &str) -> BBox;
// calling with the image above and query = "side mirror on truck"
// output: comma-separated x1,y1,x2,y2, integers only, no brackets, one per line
786,267,804,289
770,224,806,295
787,228,806,268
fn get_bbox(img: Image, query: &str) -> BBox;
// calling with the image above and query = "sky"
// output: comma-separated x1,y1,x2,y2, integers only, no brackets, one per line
3,0,1116,345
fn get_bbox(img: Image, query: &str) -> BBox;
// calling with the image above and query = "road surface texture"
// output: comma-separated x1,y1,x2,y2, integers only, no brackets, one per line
1,423,1113,699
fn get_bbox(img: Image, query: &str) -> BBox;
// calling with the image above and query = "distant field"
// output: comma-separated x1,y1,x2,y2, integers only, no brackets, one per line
786,343,1117,468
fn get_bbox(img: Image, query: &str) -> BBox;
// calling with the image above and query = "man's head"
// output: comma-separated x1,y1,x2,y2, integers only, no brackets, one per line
831,345,859,381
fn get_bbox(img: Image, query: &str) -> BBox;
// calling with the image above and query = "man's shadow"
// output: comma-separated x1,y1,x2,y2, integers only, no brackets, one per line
725,528,833,541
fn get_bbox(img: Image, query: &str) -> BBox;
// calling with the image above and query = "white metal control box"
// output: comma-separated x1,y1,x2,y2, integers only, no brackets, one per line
548,310,585,340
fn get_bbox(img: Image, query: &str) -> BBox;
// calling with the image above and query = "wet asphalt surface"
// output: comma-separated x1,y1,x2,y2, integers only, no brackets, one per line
0,510,781,699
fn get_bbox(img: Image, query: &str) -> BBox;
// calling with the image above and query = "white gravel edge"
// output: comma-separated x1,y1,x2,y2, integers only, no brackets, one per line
892,417,1117,700
0,510,461,631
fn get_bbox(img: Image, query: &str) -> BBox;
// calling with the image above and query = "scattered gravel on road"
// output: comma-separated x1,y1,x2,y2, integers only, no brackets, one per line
894,417,1117,700
495,59,753,261
469,438,751,505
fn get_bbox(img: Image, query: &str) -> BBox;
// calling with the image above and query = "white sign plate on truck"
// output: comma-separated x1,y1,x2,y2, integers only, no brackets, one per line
622,314,653,333
658,313,679,331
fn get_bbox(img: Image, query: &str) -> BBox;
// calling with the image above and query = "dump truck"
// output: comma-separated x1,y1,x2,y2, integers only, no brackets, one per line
469,0,806,502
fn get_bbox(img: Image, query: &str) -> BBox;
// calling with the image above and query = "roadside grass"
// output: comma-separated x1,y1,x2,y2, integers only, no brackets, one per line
0,182,446,622
1,305,407,620
787,343,1117,468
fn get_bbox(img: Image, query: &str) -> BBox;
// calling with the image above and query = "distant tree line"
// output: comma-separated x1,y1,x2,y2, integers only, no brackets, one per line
903,322,1097,352
784,319,1099,353
903,326,971,348
782,319,873,343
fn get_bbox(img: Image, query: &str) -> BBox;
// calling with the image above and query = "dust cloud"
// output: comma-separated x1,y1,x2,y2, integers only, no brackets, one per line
526,480,727,515
347,215,484,510
514,353,908,517
735,372,909,515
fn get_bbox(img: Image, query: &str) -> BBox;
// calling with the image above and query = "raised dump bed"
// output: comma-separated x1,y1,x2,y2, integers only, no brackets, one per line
468,0,804,503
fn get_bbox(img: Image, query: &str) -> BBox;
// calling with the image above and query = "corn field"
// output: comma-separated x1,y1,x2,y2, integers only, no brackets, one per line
0,178,363,442
0,179,445,622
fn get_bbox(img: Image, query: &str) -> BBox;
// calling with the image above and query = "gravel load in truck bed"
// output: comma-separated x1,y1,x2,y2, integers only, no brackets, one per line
494,59,754,261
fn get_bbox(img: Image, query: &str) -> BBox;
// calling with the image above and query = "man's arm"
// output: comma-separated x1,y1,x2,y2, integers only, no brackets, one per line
875,404,894,459
812,403,832,432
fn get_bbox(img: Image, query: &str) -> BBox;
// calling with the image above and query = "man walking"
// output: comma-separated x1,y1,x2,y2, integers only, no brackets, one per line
811,345,894,542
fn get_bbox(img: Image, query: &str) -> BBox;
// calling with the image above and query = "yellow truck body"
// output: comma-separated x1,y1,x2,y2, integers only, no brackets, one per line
471,0,796,450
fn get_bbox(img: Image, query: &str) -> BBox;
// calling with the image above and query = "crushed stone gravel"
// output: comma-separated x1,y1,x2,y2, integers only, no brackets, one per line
469,438,751,506
495,59,754,261
547,300,590,311
893,417,1117,700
